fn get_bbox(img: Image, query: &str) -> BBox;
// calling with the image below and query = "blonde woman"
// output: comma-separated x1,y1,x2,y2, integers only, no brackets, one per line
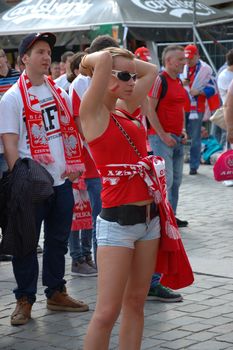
79,48,159,350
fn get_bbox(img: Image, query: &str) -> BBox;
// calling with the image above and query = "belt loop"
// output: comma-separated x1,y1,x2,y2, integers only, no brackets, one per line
146,204,150,226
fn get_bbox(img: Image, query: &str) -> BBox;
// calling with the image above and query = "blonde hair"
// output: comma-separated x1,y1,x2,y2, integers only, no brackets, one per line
103,47,134,60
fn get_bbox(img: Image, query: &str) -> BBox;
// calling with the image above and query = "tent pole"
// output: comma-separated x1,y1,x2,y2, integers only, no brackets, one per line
193,26,217,75
193,0,197,44
123,26,128,48
146,41,160,69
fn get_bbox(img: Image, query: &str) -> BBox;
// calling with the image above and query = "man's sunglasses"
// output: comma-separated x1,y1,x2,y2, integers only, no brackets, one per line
112,70,137,82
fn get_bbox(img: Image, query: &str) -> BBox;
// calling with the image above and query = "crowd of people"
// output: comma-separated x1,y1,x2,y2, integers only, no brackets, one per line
0,31,232,349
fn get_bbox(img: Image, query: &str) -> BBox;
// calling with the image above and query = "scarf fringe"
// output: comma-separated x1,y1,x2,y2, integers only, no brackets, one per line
71,220,93,231
34,154,55,165
65,163,86,174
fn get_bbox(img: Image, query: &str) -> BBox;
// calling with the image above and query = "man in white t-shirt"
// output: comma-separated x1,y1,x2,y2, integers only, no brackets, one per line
0,32,89,326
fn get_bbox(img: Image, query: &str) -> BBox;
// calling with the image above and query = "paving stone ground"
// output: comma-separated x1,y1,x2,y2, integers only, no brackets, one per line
0,163,233,350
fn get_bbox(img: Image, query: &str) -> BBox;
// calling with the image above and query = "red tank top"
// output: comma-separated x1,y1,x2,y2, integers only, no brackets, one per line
88,113,153,208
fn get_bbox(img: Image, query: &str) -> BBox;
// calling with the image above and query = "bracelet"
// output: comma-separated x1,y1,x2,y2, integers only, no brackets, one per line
182,128,186,132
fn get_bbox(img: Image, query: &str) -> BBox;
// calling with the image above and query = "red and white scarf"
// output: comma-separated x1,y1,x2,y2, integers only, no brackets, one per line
71,178,92,231
183,60,220,115
18,72,84,172
98,155,194,290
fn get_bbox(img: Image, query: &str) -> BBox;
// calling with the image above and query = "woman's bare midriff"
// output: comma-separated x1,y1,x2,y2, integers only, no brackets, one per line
125,199,154,206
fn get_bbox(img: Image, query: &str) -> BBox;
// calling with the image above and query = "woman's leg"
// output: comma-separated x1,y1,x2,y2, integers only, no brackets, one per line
84,246,134,350
119,238,160,350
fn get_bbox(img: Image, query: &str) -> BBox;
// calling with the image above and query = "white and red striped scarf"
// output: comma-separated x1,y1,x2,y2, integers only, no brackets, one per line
98,155,194,289
18,72,84,173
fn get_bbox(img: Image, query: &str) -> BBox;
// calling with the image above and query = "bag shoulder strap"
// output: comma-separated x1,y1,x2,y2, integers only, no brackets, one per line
159,73,168,100
111,113,143,158
155,73,167,111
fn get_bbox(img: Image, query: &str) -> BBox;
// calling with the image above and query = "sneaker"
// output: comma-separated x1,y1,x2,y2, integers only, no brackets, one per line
147,283,183,302
86,255,97,270
47,287,89,312
71,261,97,277
189,168,197,175
36,245,43,254
176,217,188,228
223,180,233,187
11,297,32,326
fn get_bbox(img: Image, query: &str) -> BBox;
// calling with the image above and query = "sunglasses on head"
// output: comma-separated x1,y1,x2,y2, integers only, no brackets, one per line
112,70,137,82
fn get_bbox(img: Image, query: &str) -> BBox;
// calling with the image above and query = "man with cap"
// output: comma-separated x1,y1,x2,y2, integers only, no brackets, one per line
134,46,151,62
0,32,89,326
182,44,220,175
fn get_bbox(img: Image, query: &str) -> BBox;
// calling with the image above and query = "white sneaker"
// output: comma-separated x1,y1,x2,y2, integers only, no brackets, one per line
223,180,233,187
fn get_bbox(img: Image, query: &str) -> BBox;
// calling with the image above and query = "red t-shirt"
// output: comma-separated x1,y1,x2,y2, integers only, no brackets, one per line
88,113,152,208
69,76,99,179
149,71,186,136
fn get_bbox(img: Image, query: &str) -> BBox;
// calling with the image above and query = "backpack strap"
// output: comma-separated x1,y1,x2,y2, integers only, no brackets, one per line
159,73,168,100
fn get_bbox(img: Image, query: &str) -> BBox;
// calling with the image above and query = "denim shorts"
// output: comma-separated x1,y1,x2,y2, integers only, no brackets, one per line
96,215,160,249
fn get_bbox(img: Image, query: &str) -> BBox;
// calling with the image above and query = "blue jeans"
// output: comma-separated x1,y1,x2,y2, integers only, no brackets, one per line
149,134,184,214
186,112,204,170
12,180,74,303
69,229,92,263
69,177,102,264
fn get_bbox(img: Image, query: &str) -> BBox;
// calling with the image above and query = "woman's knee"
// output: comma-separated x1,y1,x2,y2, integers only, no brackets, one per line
123,292,146,313
93,306,121,329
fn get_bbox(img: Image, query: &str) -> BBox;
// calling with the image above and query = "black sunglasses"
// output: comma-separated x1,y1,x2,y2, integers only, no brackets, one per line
112,70,137,82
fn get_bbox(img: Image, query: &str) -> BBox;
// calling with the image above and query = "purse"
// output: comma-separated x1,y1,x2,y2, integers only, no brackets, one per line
209,107,226,130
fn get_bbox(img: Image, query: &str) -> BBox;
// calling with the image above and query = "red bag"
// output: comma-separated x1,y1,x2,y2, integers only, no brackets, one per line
213,150,233,181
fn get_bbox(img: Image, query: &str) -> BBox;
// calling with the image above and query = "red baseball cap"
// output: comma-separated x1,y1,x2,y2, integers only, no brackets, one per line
134,46,151,62
184,44,199,59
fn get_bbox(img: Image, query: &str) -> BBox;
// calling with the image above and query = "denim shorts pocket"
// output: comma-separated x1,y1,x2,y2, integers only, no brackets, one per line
96,216,101,240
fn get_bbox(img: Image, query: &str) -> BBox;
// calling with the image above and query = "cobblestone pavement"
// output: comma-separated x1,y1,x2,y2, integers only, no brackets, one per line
1,163,233,350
